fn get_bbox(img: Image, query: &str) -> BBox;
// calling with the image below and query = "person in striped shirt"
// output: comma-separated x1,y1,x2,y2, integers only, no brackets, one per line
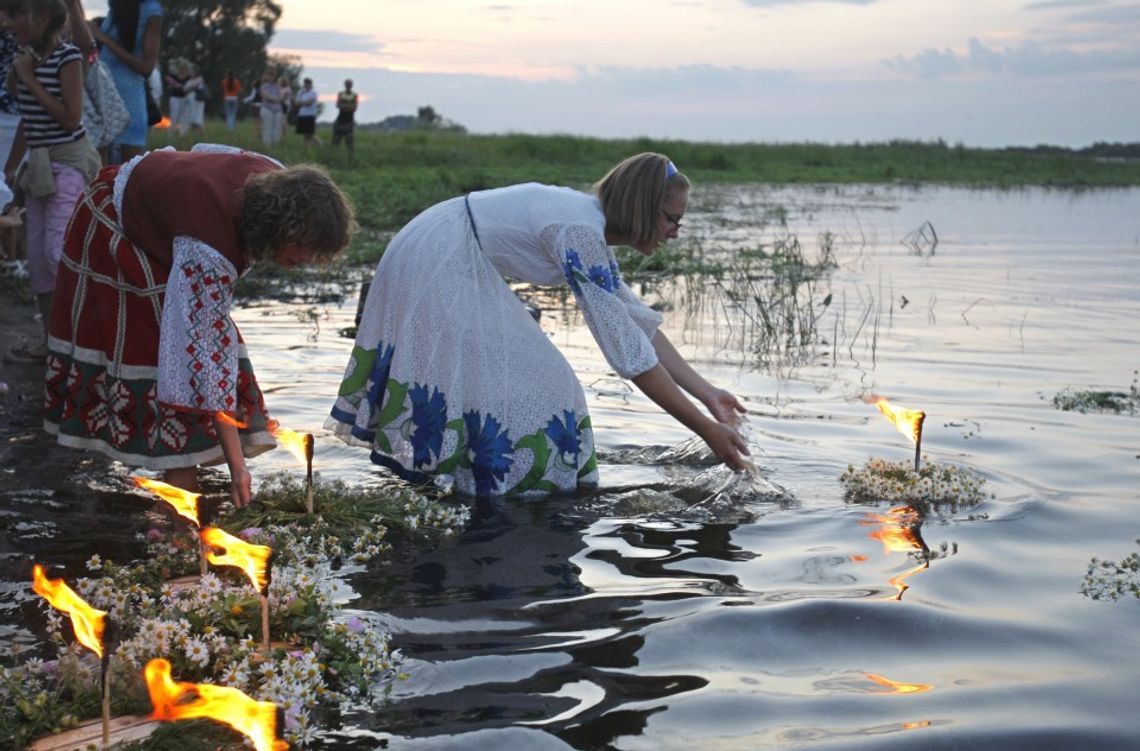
0,0,100,364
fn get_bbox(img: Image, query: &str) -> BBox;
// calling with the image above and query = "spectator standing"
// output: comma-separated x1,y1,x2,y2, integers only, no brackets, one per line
256,69,283,146
1,0,101,364
163,58,188,135
331,78,357,155
91,0,162,163
183,62,205,135
276,74,291,139
221,70,241,131
293,77,318,147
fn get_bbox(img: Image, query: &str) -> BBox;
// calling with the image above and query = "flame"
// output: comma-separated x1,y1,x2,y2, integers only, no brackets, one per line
200,527,272,593
864,672,934,695
268,421,313,465
863,506,930,599
32,565,107,658
145,658,287,751
216,411,249,429
132,477,201,527
873,397,925,444
864,506,925,555
887,561,930,600
153,116,171,129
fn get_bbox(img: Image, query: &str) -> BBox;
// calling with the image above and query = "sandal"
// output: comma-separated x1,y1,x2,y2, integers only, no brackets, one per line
4,343,48,364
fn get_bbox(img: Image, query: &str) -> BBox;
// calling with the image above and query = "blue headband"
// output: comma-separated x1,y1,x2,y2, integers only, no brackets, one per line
665,161,678,179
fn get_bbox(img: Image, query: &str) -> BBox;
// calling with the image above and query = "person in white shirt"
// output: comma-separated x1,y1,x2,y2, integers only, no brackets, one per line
293,77,318,147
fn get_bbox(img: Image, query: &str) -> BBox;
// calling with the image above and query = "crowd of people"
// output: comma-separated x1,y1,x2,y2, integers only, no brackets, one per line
0,0,749,503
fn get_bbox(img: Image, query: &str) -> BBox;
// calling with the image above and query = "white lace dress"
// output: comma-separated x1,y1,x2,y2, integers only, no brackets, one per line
326,183,664,496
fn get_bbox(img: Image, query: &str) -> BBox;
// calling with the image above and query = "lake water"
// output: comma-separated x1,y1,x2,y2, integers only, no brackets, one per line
9,185,1140,750
235,184,1140,750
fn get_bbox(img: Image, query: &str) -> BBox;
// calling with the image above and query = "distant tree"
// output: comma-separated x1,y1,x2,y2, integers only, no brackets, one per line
416,106,440,127
158,0,285,116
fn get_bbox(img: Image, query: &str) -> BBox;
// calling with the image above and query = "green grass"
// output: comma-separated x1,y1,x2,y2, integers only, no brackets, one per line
156,122,1140,268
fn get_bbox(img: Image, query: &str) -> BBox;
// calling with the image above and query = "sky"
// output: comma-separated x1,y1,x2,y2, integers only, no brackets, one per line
100,0,1140,147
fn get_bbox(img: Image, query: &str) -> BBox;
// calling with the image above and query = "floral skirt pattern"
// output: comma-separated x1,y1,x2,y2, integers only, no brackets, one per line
326,197,599,497
43,167,276,469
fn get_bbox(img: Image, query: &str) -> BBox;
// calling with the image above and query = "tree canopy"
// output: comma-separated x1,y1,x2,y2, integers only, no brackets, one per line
157,0,284,112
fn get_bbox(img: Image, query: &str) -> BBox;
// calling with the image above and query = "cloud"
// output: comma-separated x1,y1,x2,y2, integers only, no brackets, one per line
272,28,384,55
1023,0,1103,9
739,0,876,5
885,36,1140,78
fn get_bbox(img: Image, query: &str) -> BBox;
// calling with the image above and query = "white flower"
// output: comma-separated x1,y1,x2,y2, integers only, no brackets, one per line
85,554,103,571
184,637,210,666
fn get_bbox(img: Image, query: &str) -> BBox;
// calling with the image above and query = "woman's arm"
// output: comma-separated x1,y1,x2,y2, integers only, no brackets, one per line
4,122,25,184
211,414,252,507
13,53,84,131
64,0,94,56
632,362,751,471
651,330,746,425
91,13,161,78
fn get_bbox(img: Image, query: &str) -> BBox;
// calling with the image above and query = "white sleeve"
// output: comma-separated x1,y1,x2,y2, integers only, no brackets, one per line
560,224,659,379
156,236,241,413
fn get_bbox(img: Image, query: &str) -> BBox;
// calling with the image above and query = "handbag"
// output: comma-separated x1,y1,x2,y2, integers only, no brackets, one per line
83,58,130,149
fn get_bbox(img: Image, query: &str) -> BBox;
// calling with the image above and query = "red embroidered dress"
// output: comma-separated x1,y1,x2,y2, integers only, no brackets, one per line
44,146,278,469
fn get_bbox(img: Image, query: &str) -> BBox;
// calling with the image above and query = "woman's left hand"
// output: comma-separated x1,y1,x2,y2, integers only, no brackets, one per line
704,387,747,426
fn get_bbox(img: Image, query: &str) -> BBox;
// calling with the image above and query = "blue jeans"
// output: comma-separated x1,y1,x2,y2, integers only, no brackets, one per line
224,97,238,130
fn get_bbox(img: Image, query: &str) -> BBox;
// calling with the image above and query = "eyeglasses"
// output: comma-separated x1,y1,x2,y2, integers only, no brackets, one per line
661,209,683,230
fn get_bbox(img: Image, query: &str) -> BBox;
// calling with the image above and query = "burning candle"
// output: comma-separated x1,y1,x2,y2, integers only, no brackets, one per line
871,396,927,471
133,477,209,577
200,527,273,651
32,564,113,747
145,658,288,751
269,420,316,513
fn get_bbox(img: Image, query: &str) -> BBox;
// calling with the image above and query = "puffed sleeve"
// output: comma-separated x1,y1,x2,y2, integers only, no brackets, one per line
559,224,659,379
156,235,241,413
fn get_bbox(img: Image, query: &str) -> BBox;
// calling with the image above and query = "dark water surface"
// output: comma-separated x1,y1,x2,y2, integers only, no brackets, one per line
7,185,1140,749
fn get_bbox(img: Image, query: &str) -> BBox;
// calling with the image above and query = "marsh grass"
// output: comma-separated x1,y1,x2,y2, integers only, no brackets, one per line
1052,372,1139,414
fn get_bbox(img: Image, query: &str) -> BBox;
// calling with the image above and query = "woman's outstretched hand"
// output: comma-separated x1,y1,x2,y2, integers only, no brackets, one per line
700,420,752,472
703,387,747,427
230,467,252,508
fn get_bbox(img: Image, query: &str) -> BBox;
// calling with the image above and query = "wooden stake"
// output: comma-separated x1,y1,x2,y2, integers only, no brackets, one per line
260,593,270,653
101,668,110,748
198,537,208,577
913,412,926,472
303,433,315,514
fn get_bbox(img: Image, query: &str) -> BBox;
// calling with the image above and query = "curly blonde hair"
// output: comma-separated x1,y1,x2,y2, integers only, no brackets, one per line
593,152,690,249
239,164,357,264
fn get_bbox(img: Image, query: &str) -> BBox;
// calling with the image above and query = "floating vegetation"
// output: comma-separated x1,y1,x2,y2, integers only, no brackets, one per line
225,473,470,542
1081,541,1140,601
840,457,993,512
1052,372,1139,415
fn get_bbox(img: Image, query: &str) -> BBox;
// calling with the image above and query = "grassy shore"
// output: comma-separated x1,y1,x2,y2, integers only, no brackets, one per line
158,122,1140,265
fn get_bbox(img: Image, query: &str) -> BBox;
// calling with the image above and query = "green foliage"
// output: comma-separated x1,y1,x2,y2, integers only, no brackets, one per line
1052,372,1139,414
159,0,283,115
154,124,1140,256
1082,540,1140,601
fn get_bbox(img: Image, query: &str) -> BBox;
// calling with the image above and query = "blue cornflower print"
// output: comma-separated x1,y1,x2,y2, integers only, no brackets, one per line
563,248,584,294
545,410,581,469
462,410,514,495
609,260,622,290
406,383,447,467
587,264,615,292
366,343,395,414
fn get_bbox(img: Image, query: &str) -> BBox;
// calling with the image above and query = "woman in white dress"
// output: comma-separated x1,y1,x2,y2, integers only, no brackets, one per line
327,153,750,497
